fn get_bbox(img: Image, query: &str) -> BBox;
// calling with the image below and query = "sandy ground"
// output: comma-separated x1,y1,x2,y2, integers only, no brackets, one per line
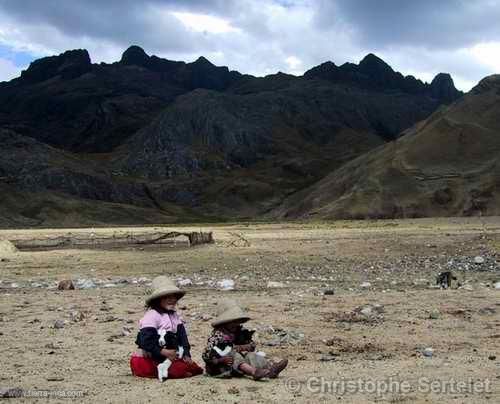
0,217,499,403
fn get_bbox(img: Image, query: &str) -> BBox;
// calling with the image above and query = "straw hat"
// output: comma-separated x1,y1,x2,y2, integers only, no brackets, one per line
211,298,250,327
146,276,185,305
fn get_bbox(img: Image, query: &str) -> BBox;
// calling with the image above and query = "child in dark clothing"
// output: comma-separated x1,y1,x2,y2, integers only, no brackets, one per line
130,276,203,380
202,299,288,380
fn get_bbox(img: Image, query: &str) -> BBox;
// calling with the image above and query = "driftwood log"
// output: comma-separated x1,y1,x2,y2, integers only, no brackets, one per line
136,231,214,246
12,231,214,250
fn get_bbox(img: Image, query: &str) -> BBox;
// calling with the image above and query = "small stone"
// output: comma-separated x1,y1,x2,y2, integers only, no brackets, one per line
201,314,212,321
28,318,41,324
264,339,281,347
227,387,239,395
488,355,496,360
460,284,474,291
76,279,96,289
474,256,485,264
323,289,335,295
296,355,307,361
494,282,500,290
217,279,235,290
267,281,286,288
360,282,371,288
103,283,117,288
54,319,65,329
177,278,192,287
429,310,440,319
360,307,373,316
319,354,336,362
122,326,133,336
57,280,74,290
70,310,85,322
422,348,434,358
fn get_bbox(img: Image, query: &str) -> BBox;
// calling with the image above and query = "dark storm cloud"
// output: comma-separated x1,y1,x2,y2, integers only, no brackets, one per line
0,0,498,89
317,0,500,50
0,0,236,54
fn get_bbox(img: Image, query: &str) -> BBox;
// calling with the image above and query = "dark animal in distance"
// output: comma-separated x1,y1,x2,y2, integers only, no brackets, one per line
436,271,457,289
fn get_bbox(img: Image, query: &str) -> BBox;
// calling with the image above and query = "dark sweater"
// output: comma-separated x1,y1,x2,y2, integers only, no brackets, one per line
135,315,191,362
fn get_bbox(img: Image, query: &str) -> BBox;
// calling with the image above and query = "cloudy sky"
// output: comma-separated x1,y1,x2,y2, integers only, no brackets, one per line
0,0,499,90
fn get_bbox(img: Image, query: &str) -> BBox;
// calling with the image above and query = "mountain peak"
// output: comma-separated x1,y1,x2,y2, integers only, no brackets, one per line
20,49,91,83
430,73,462,102
120,46,150,67
192,56,215,67
359,53,393,74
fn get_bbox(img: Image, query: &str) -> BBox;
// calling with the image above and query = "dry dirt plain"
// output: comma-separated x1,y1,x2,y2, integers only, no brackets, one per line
0,217,499,403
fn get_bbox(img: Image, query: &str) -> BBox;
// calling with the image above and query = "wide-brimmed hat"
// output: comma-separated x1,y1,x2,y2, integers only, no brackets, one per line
146,276,185,305
211,298,250,327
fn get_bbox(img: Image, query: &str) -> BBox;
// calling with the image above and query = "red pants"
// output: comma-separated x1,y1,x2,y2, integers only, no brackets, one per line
130,355,203,379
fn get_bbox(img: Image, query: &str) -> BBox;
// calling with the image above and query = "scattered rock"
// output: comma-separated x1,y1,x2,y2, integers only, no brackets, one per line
263,328,304,346
70,310,85,322
319,354,337,362
227,387,239,395
360,282,372,288
494,282,500,290
177,278,192,287
201,314,212,321
57,280,75,290
474,256,485,264
217,279,235,290
46,377,64,381
478,307,496,315
459,284,474,291
323,289,335,295
422,347,434,358
53,319,65,329
28,318,41,324
429,310,440,319
267,281,285,288
76,279,96,289
122,326,133,336
488,355,496,360
360,307,373,316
